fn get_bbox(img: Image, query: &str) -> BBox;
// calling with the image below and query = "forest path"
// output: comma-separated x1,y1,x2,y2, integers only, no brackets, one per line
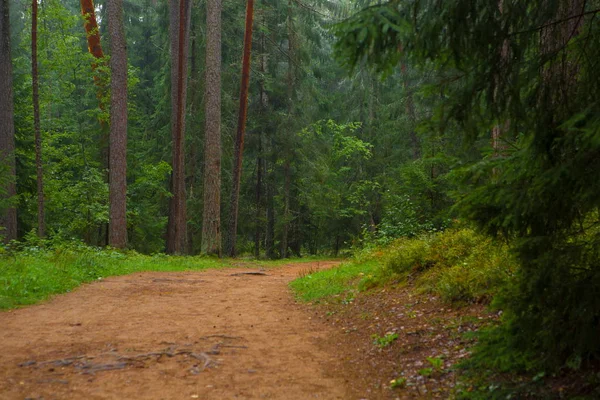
0,261,349,399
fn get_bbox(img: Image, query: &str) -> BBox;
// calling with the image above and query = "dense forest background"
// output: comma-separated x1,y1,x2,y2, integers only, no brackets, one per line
2,0,600,393
2,0,450,257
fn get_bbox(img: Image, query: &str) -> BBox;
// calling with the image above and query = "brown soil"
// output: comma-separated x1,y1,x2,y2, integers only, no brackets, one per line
311,284,497,399
0,262,350,400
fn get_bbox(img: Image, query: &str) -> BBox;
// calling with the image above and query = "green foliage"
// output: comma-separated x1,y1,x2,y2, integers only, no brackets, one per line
290,258,382,302
389,377,406,389
0,242,229,310
291,228,515,306
383,229,516,304
372,332,398,348
426,356,444,371
335,0,600,373
333,3,408,75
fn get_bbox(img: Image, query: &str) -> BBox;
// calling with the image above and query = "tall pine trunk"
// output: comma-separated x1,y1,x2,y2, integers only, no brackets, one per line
79,0,107,121
280,0,294,258
265,146,275,259
107,0,128,248
254,133,262,258
32,0,45,238
0,0,16,241
201,0,222,256
254,27,268,258
80,0,108,245
166,0,191,254
226,0,254,257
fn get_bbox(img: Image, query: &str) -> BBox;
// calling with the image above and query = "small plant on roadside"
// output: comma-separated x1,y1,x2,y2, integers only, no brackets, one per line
417,356,445,378
372,332,399,348
427,356,444,371
390,377,406,389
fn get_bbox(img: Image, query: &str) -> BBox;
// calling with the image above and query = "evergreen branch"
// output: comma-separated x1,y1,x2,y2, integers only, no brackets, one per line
508,8,600,37
291,0,332,20
261,30,303,70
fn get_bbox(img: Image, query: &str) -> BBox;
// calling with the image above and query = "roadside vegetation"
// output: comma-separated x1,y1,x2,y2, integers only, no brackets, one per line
291,226,600,398
0,234,334,310
292,227,516,306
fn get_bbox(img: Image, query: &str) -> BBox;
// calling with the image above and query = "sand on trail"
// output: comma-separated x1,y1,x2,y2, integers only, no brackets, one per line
0,261,349,400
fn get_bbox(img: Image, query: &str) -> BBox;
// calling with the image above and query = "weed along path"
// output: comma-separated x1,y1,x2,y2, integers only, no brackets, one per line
0,261,348,400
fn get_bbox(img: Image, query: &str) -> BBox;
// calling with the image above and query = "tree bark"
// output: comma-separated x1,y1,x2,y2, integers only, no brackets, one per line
492,0,510,160
201,0,222,256
166,0,191,254
80,0,109,245
398,44,420,160
32,0,45,238
280,0,294,258
265,152,275,259
280,160,290,258
0,0,16,242
254,27,268,259
107,0,128,248
226,0,254,257
79,0,106,111
254,133,262,258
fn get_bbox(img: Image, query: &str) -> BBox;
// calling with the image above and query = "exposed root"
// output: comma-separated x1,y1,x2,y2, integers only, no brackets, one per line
200,334,244,340
230,272,267,276
18,344,225,375
152,278,206,284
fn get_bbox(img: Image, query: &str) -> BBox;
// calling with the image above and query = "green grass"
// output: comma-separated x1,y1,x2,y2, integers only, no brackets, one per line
0,247,231,309
0,244,337,310
290,228,517,305
289,258,382,302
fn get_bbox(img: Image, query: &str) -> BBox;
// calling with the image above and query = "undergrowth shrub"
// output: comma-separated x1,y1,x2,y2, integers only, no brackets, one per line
384,237,431,274
383,229,516,303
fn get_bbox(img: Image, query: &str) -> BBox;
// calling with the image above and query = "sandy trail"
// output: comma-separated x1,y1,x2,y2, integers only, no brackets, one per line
0,261,349,399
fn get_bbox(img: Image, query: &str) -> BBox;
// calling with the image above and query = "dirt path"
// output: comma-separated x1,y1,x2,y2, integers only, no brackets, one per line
0,262,349,400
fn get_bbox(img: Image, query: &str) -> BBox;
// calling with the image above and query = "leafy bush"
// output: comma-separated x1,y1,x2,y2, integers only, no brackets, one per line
292,228,515,306
383,236,431,274
383,228,516,303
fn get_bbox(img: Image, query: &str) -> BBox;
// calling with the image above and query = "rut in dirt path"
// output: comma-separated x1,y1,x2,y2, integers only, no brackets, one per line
0,262,349,400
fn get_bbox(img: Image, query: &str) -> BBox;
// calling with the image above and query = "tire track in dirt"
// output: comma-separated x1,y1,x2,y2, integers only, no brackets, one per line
0,261,348,399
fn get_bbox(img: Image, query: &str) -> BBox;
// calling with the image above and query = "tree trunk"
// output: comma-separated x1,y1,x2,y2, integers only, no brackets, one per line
399,44,420,160
254,25,268,258
492,0,510,160
107,0,128,249
401,64,419,159
79,0,106,112
280,0,294,258
0,0,16,241
166,0,191,254
280,160,291,258
265,139,275,259
254,134,262,258
80,0,108,245
201,0,222,256
32,0,45,238
226,0,254,257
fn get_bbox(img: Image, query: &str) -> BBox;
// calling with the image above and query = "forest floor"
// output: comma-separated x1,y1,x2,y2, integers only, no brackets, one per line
0,261,493,399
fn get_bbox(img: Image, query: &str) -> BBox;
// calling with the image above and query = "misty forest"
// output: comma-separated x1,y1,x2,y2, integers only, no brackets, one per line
1,0,600,398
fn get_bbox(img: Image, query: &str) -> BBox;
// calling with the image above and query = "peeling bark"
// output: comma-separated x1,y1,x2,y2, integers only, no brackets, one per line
0,0,16,241
226,0,255,257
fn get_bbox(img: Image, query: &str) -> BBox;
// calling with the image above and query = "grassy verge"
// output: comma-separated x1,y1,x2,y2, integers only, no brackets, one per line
0,246,230,309
291,228,516,305
0,243,337,310
290,258,382,302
